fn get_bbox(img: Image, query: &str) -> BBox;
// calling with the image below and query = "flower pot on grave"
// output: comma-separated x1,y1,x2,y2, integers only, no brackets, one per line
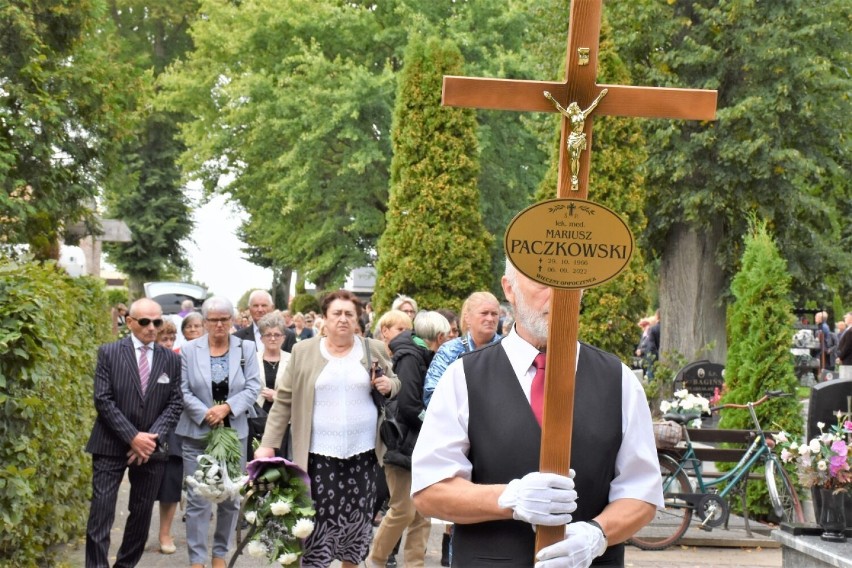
818,487,848,543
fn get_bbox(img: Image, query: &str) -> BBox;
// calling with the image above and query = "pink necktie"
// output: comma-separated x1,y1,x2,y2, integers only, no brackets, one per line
139,345,150,395
530,352,546,426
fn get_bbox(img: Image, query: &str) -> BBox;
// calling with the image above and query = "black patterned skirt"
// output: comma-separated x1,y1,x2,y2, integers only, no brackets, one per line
302,450,378,568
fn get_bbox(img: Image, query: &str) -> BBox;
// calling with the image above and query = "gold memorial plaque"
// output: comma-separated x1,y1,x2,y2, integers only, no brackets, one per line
504,198,634,289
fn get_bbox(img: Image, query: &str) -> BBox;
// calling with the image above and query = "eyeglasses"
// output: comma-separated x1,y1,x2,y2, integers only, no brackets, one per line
206,317,231,325
262,333,284,339
129,317,164,328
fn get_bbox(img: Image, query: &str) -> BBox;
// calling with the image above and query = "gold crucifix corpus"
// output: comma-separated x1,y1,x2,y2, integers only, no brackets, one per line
441,0,717,555
544,88,608,191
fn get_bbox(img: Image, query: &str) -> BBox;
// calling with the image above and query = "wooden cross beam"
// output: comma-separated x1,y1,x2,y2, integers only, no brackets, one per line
441,0,717,554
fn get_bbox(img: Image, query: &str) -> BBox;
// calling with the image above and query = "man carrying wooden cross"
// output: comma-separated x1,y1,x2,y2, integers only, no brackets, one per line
411,259,662,567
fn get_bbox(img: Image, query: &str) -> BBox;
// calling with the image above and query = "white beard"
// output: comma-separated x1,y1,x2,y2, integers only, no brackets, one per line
514,291,548,345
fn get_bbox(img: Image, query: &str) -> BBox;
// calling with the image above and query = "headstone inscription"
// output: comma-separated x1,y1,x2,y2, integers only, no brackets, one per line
807,379,852,528
675,360,725,401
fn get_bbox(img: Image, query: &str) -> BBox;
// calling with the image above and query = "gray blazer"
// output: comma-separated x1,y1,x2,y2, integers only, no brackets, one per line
176,335,261,440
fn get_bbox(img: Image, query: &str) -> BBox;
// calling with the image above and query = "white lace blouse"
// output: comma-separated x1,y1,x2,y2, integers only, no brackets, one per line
309,338,378,459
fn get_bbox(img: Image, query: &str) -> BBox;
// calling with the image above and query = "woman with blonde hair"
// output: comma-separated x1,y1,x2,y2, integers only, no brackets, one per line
422,291,501,407
374,309,413,349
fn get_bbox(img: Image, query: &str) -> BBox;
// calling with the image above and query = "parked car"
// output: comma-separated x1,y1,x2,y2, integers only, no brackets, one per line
144,281,207,315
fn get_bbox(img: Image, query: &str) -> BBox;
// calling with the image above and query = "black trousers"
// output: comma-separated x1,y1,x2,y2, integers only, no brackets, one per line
85,454,166,568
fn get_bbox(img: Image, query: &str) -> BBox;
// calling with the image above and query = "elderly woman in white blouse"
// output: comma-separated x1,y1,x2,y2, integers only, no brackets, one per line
255,290,399,568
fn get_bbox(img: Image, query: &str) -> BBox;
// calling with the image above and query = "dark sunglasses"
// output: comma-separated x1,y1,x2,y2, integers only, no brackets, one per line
129,316,164,328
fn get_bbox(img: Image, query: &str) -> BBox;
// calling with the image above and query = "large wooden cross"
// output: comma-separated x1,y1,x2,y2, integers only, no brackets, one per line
442,0,717,553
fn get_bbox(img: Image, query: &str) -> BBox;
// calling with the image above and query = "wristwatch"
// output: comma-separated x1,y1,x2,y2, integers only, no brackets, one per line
586,519,609,555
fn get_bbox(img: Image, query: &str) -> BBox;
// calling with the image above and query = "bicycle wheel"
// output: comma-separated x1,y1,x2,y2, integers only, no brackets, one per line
765,456,804,523
629,453,693,550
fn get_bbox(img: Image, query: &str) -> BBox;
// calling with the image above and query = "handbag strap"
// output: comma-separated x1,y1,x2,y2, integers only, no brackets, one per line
362,336,376,380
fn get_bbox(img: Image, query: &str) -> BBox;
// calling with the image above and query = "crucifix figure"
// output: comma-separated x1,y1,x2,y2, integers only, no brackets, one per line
545,88,608,191
410,0,718,564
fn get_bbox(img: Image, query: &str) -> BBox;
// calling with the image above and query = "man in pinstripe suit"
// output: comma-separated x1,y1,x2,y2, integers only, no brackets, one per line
85,298,183,567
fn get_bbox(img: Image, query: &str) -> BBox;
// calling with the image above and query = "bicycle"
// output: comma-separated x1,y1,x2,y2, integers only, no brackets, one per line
629,390,805,550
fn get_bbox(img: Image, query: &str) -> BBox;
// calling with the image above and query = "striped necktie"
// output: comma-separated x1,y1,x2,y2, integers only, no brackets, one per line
139,344,151,395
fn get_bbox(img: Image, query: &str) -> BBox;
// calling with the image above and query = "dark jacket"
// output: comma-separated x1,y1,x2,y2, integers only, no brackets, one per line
383,331,433,468
838,329,852,364
86,337,183,456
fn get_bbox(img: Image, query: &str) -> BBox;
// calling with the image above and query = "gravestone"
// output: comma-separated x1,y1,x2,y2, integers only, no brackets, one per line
807,378,852,528
675,360,726,401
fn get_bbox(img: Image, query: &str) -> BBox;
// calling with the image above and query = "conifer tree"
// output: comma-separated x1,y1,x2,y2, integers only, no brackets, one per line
533,15,651,361
373,36,492,313
719,219,802,516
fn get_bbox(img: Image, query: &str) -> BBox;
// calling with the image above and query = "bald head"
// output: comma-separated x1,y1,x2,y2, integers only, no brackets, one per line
129,298,162,318
127,298,163,343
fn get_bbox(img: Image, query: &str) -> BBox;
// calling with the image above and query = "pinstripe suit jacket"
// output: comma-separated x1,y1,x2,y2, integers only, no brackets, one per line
85,336,183,456
175,335,261,441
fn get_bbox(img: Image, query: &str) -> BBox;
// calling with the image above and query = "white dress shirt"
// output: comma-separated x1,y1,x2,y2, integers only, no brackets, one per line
411,327,664,509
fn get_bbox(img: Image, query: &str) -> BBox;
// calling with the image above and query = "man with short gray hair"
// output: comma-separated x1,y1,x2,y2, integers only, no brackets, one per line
412,261,662,567
234,290,296,353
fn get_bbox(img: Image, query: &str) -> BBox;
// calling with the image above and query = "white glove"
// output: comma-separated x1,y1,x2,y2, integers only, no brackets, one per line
534,521,607,568
497,471,577,526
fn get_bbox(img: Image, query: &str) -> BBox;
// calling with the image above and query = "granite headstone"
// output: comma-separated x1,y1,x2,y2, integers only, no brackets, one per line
675,360,725,401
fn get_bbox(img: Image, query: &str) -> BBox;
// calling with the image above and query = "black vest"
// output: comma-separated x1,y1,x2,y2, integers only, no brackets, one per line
453,342,624,567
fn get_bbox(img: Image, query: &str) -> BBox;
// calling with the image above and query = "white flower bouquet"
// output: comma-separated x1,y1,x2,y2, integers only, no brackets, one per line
233,457,316,567
660,388,711,428
185,426,246,503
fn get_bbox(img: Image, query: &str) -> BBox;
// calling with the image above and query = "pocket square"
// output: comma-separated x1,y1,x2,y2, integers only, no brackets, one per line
156,374,170,384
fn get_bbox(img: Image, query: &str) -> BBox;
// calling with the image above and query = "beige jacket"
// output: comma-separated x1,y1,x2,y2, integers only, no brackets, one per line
260,335,399,470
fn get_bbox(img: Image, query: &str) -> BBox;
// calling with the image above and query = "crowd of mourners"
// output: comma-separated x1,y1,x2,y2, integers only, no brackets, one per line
97,289,510,568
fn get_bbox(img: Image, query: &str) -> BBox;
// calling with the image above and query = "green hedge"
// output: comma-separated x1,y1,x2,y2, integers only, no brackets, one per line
0,258,112,566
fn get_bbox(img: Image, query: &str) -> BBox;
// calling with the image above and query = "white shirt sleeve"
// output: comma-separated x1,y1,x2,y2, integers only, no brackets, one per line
411,357,472,495
612,363,665,508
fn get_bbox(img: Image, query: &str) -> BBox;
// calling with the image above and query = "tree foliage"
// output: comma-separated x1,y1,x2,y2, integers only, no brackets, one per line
717,219,802,517
159,0,396,289
373,36,492,313
158,0,549,291
607,0,852,359
0,0,141,259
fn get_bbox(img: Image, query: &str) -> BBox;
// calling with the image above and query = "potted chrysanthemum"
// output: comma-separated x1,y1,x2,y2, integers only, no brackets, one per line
776,413,852,542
